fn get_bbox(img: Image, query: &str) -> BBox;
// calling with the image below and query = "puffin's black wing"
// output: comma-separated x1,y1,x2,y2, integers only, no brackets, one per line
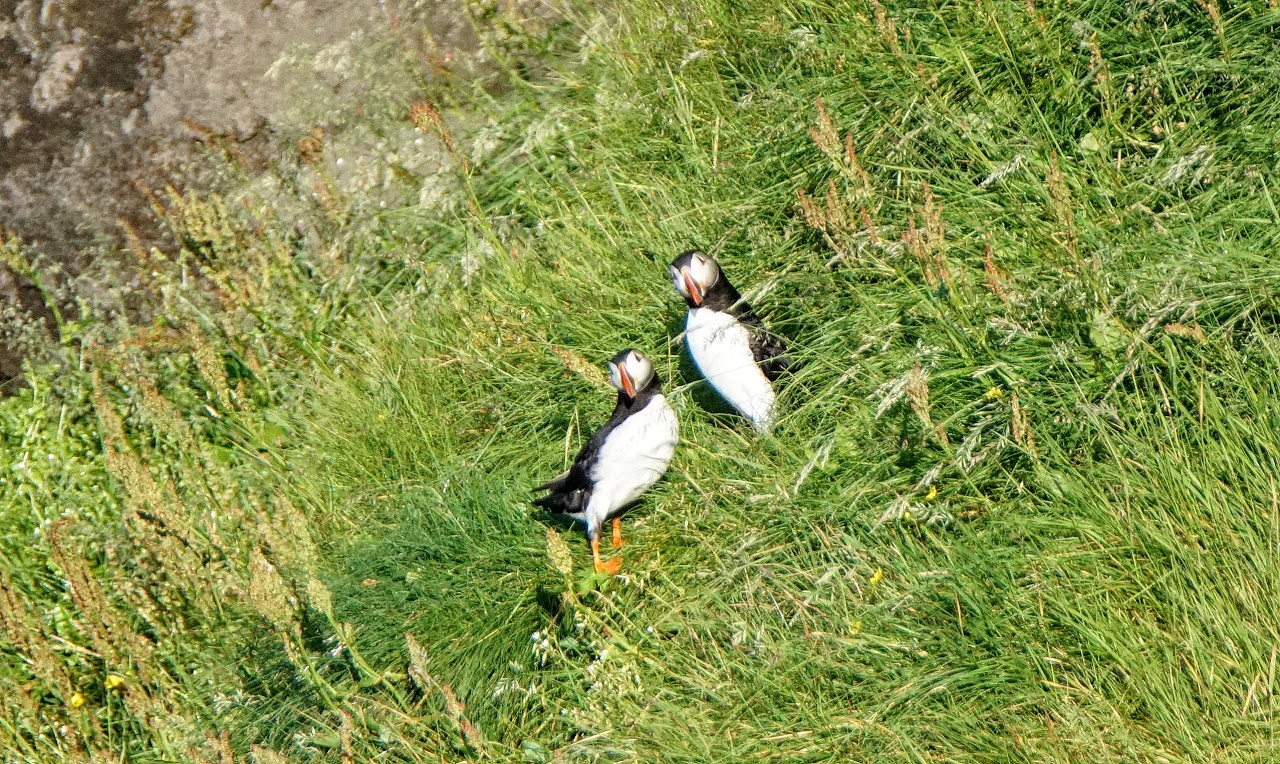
751,329,792,382
532,402,627,514
532,464,592,515
731,302,793,382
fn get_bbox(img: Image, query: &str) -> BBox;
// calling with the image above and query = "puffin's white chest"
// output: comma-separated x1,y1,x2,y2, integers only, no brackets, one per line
685,308,776,432
585,395,678,531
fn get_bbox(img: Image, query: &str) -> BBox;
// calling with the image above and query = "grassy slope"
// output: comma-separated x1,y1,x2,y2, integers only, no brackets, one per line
292,0,1280,759
6,0,1280,761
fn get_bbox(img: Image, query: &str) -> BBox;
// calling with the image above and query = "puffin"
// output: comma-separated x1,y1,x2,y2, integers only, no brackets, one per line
532,349,679,574
669,250,789,433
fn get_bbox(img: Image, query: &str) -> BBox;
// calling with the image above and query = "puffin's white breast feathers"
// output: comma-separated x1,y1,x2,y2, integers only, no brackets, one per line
585,394,678,533
685,308,776,432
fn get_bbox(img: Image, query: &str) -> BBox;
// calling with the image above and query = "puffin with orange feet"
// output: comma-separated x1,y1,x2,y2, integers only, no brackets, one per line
532,349,678,574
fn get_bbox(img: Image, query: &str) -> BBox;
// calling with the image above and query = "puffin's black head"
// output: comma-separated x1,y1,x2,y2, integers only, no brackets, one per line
669,250,722,309
608,349,658,399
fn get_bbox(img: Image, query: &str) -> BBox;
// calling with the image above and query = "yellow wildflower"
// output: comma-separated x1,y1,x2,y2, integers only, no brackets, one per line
869,567,884,585
925,485,938,501
985,386,1003,400
69,692,86,709
105,674,125,690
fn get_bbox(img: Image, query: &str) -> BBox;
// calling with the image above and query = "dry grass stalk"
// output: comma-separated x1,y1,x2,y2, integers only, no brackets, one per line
810,99,874,200
902,184,953,292
242,343,267,384
797,110,887,269
809,98,839,156
1079,28,1114,111
339,710,356,764
44,524,187,741
307,576,335,620
137,376,191,448
95,371,218,620
406,632,432,695
867,0,902,52
0,569,73,694
404,633,486,752
8,674,39,722
249,745,290,764
1164,323,1207,343
550,346,609,388
546,527,574,577
409,100,459,158
113,324,186,354
860,204,881,245
983,242,1010,302
796,187,824,232
1045,154,1078,259
47,519,155,681
249,550,305,665
1196,0,1223,35
1025,0,1047,30
907,362,949,445
440,680,486,751
173,191,239,262
209,730,236,764
409,100,444,131
1010,391,1036,454
187,326,233,412
248,551,299,636
110,549,187,644
843,132,874,196
260,494,319,573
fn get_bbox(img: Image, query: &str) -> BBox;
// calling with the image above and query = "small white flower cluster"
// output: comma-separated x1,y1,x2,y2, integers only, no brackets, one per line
492,676,541,702
789,26,818,50
210,689,255,713
566,643,644,734
530,629,555,667
1160,145,1213,188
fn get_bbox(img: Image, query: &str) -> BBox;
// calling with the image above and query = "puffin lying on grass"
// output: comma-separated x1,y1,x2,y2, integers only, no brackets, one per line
532,349,678,574
669,250,790,433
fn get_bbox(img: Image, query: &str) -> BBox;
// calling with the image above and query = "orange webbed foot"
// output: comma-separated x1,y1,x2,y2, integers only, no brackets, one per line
594,557,623,575
591,536,622,575
611,517,624,548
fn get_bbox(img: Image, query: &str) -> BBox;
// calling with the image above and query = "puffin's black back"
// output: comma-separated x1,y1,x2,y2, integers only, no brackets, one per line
532,365,665,514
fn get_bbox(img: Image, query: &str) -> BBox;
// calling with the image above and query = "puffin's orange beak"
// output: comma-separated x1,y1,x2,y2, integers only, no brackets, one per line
682,269,703,307
620,368,636,398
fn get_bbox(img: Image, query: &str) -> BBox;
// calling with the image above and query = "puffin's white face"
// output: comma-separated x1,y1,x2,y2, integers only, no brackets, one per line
670,251,720,307
608,350,655,398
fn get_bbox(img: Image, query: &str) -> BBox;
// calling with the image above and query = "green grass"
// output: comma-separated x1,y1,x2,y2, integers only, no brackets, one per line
6,0,1280,760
